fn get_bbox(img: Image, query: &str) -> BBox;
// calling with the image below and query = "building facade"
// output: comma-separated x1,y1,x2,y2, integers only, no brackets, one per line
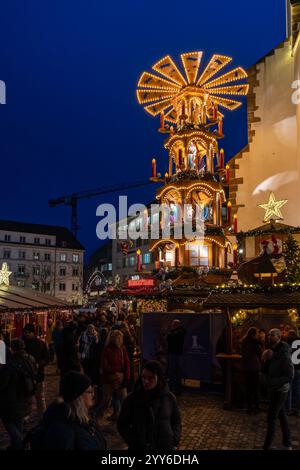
228,1,300,231
0,220,85,304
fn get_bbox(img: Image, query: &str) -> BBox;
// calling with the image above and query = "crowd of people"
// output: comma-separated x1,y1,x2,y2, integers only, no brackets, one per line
0,309,182,451
1,309,300,451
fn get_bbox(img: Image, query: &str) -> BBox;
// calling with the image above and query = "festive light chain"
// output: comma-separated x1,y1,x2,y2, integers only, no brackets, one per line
197,54,232,86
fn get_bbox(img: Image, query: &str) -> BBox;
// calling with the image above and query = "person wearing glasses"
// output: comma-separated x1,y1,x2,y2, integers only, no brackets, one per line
37,371,106,450
117,360,181,452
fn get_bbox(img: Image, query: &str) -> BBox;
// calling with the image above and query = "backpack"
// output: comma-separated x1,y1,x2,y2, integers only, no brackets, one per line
13,355,37,399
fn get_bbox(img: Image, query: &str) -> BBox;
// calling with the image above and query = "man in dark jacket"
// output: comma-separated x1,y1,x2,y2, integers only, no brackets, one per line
166,319,186,395
59,321,81,376
23,323,49,418
0,339,37,449
262,329,294,450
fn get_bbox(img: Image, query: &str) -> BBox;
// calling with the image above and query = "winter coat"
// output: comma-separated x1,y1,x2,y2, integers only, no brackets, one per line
167,327,186,355
241,337,263,371
117,380,181,451
23,336,49,383
59,327,81,375
41,401,107,450
101,345,130,384
262,341,294,393
0,351,36,420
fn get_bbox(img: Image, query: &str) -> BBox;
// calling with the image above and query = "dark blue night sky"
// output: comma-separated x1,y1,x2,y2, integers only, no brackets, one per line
0,0,286,258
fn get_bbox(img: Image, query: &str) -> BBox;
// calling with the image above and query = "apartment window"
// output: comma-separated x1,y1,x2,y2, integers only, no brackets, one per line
61,241,67,248
72,284,79,291
72,268,79,277
3,250,10,259
60,267,66,276
72,254,79,263
129,256,136,266
59,283,66,291
45,283,51,291
108,263,112,271
17,280,25,287
45,239,51,246
60,253,66,262
32,282,40,290
33,252,40,260
34,238,40,245
4,234,11,242
19,251,26,259
33,266,40,276
20,236,26,243
44,253,51,261
143,253,151,264
18,265,25,274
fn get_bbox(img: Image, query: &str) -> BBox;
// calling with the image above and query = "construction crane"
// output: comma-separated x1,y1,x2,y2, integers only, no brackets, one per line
49,179,157,238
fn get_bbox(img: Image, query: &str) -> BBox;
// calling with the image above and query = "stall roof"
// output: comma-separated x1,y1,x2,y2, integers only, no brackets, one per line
0,285,70,310
203,291,300,309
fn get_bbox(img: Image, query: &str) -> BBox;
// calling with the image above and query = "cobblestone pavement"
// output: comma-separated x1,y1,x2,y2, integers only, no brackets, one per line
1,365,300,450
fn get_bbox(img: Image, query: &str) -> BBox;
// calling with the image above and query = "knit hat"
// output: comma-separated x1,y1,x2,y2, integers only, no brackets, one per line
23,323,35,333
60,371,91,402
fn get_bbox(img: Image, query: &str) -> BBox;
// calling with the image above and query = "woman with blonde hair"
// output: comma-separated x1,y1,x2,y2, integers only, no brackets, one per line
33,371,106,449
99,330,130,420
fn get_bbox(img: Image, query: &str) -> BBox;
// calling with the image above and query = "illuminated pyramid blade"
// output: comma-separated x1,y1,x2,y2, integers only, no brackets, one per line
210,96,243,110
137,89,178,105
207,84,249,96
180,51,203,84
197,54,232,86
204,67,248,89
138,72,180,91
144,98,173,116
152,55,187,86
164,108,177,124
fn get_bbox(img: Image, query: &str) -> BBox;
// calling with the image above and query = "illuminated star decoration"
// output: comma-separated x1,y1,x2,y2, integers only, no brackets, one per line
258,192,288,222
0,262,12,286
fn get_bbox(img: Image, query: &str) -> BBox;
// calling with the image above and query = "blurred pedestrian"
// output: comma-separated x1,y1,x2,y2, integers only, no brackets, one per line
166,319,186,395
241,327,263,414
117,360,181,451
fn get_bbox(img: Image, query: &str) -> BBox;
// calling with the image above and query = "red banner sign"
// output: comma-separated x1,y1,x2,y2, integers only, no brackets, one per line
127,279,154,288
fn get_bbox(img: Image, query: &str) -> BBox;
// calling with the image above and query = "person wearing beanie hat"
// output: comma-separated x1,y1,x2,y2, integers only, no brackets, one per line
39,371,106,450
60,371,91,402
117,360,181,452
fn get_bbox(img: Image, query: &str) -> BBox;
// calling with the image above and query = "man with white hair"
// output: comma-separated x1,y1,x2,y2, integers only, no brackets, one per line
262,328,294,450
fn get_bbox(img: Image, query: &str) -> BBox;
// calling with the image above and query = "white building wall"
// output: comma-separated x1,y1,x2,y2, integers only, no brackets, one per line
235,40,300,230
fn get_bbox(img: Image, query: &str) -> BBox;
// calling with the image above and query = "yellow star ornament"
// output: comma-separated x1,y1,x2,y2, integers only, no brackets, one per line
0,262,12,286
258,192,288,222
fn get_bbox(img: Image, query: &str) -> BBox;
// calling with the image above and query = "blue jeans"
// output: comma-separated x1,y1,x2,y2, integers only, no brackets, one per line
2,418,24,450
286,369,300,412
167,354,183,394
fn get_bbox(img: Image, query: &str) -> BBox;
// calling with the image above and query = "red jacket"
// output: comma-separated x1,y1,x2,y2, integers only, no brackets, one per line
101,345,130,382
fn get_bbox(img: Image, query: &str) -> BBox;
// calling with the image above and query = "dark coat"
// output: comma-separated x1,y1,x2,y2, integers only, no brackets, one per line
241,337,263,371
117,380,181,452
60,327,81,375
23,337,49,383
0,351,36,421
41,401,107,450
262,341,294,393
167,327,186,355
